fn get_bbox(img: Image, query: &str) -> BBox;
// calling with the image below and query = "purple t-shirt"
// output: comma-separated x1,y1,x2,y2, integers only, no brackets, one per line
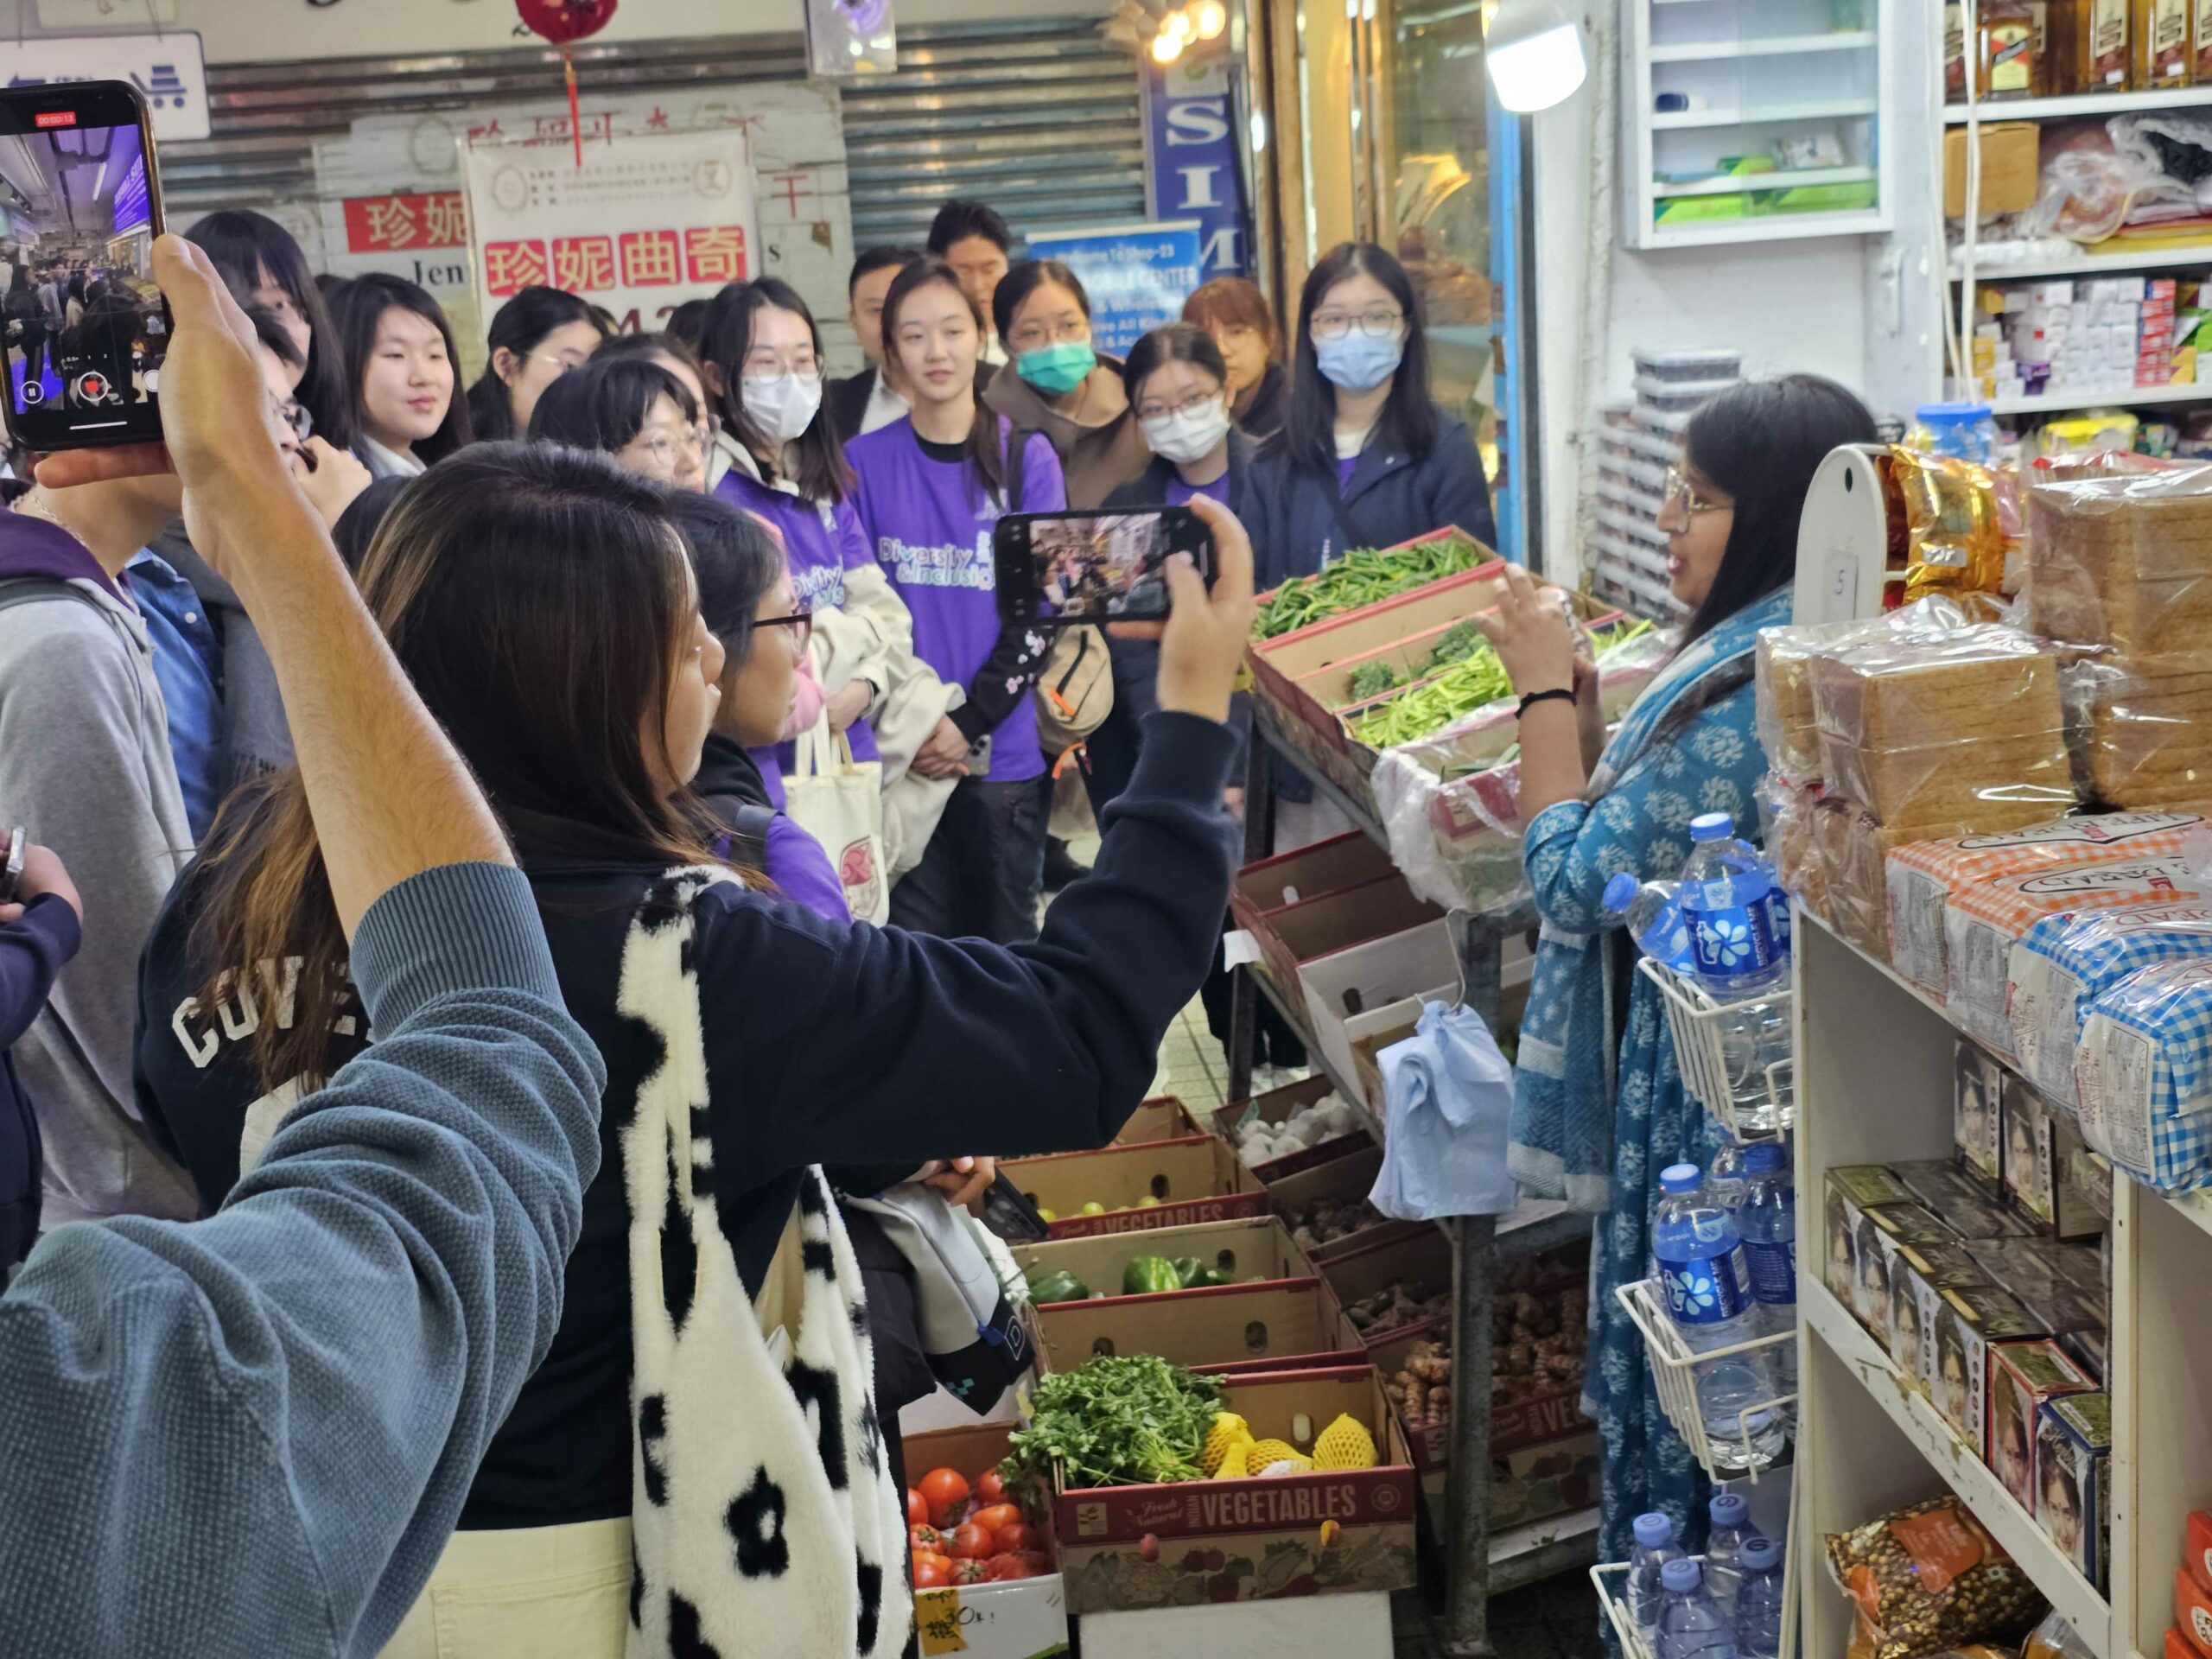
763,812,852,924
1166,473,1230,508
846,416,1066,784
1335,454,1358,493
747,745,787,810
715,467,880,766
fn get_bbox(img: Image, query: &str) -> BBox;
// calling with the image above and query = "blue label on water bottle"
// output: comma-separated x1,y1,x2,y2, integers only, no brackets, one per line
1660,1243,1755,1325
1686,872,1783,984
1766,887,1792,955
1743,1238,1796,1306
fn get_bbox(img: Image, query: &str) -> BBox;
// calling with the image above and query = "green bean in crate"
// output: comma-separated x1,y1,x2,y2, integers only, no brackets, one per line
1355,619,1656,750
1254,536,1485,640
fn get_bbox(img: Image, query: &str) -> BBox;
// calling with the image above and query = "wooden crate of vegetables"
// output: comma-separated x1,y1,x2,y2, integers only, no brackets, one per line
1032,1271,1357,1376
904,1422,1069,1658
1001,1354,1418,1615
1001,1135,1264,1239
1013,1216,1319,1309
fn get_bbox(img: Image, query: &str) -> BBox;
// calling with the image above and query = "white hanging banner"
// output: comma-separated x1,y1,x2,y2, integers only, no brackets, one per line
0,32,209,142
461,126,759,337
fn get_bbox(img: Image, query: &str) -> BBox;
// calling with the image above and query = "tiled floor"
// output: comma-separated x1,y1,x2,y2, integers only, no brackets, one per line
1151,997,1230,1111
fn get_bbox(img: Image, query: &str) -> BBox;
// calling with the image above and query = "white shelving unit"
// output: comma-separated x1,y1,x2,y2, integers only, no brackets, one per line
1619,0,1896,251
1791,910,2212,1659
1948,245,2212,283
1942,85,2212,123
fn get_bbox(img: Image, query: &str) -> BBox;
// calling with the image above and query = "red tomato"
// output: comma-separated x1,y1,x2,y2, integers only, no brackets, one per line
985,1553,1048,1581
910,1524,944,1553
952,1559,987,1585
975,1468,1006,1506
947,1523,995,1560
918,1467,971,1528
995,1522,1039,1554
912,1550,952,1577
907,1488,929,1528
971,1503,1022,1538
912,1557,950,1590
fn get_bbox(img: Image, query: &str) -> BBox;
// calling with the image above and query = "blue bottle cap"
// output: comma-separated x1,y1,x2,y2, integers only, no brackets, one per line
1740,1536,1781,1571
1711,1491,1750,1527
1661,1558,1703,1593
1633,1511,1675,1548
1604,870,1639,912
1743,1141,1786,1173
1660,1163,1703,1194
1915,400,1994,426
1689,812,1733,842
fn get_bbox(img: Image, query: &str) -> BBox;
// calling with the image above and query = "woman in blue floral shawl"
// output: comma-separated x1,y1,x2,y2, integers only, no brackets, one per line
1478,376,1877,1573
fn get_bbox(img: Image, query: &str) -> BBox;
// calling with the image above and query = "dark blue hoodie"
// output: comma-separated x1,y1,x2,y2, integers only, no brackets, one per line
0,893,78,1265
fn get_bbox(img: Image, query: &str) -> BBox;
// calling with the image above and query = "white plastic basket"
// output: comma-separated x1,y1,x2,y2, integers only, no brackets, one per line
1591,1558,1663,1659
1616,1277,1796,1484
1637,956,1796,1136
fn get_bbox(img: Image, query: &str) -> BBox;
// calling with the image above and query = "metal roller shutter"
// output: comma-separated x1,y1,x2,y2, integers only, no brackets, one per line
841,17,1147,252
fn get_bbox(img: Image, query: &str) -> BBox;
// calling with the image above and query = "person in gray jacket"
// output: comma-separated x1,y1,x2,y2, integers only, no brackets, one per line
0,459,199,1226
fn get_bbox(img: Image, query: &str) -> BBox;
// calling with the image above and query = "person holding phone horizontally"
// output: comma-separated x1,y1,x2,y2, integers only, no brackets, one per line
846,256,1068,944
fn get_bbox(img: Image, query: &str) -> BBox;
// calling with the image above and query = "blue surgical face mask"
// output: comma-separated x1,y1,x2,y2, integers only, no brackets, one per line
1313,331,1404,393
1015,339,1097,398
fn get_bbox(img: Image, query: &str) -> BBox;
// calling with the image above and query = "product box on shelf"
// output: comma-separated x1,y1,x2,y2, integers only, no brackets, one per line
1822,1166,1912,1327
1114,1095,1208,1147
1049,1366,1418,1615
2034,1394,2110,1592
1012,1217,1317,1309
1853,1204,1953,1345
1031,1276,1354,1376
2181,1570,2212,1659
1929,1283,2052,1457
1990,1340,2096,1511
2184,1510,2212,1596
1318,1224,1452,1347
1004,1137,1264,1239
1890,1158,2040,1237
1891,1240,1990,1384
1264,1143,1424,1263
1299,919,1461,1097
2000,1076,2102,1237
1213,1075,1374,1184
1965,1236,2108,1325
1230,833,1400,995
1956,1039,2007,1186
904,1421,1070,1659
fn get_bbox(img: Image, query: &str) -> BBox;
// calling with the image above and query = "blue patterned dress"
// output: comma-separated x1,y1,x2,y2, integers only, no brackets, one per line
1504,589,1789,1573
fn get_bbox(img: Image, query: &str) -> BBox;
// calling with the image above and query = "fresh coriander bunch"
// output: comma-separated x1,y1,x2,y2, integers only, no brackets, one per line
1002,1355,1225,1491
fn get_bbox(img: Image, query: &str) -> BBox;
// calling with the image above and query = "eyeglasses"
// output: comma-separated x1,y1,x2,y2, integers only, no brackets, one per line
531,348,595,374
1135,388,1223,422
270,397,312,443
1007,319,1091,352
1662,463,1732,518
627,424,713,471
1310,308,1404,340
756,607,813,650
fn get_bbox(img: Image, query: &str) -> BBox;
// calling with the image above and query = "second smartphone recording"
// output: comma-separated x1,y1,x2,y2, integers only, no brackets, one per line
993,505,1214,626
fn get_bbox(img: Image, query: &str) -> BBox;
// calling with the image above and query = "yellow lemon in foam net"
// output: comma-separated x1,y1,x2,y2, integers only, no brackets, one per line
1313,1413,1378,1471
1211,1440,1252,1479
1201,1412,1251,1474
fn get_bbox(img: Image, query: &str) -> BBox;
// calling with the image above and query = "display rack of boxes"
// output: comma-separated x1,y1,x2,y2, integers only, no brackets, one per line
1590,347,1741,619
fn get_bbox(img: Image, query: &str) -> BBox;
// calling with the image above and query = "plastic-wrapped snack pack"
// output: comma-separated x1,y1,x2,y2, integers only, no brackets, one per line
2075,957,2212,1193
2008,904,2212,1107
1825,1497,2044,1659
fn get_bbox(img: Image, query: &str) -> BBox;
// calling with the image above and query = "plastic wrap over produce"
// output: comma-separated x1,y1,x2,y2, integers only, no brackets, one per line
1370,747,1528,913
2026,461,2212,657
2075,957,2212,1193
1805,605,2075,831
2007,901,2212,1109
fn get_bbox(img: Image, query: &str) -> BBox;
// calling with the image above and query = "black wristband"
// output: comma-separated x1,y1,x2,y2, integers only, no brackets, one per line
1517,687,1576,719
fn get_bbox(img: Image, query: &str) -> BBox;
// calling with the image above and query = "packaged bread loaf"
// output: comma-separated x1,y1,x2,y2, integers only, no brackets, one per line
2027,462,2212,655
2008,903,2212,1106
1945,854,2209,1055
1808,620,2074,830
1758,628,1827,787
2071,652,2212,809
1822,799,2063,965
1766,778,1826,923
2075,957,2212,1192
1885,810,2209,995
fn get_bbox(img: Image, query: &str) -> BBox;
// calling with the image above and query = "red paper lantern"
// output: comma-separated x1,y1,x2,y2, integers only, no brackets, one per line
514,0,619,164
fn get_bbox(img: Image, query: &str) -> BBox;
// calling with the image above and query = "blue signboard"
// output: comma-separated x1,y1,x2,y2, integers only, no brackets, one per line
1022,222,1204,359
1144,59,1249,281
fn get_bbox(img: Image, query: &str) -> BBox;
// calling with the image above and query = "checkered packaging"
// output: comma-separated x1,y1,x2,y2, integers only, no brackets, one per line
2009,905,2212,1107
2075,959,2212,1192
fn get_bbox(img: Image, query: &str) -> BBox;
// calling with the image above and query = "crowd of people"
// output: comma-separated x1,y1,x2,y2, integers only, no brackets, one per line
5,253,162,404
0,188,1502,1656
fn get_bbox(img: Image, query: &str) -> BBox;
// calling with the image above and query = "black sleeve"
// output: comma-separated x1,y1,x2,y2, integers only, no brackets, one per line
699,712,1237,1181
0,894,77,1052
950,617,1052,744
1427,419,1498,550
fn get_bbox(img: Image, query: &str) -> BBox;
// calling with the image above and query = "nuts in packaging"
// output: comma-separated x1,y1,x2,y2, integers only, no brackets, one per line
1826,1497,2046,1659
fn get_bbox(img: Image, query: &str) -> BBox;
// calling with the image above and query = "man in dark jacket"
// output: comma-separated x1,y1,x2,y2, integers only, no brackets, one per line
0,836,78,1269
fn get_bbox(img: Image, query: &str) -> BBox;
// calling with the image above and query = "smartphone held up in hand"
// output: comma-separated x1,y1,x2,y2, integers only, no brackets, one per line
994,505,1213,626
0,79,168,453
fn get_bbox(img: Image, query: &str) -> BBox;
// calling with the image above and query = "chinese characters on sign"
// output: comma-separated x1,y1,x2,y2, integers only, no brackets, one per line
342,193,469,254
461,128,758,334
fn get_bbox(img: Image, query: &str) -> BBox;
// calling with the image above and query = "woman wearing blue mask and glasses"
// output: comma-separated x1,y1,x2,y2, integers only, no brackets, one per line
982,259,1152,508
1249,242,1497,594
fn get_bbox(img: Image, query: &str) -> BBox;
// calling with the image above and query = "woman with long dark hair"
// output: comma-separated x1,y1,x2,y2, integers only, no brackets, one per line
466,284,607,441
327,272,472,477
1477,372,1876,1572
183,209,355,451
847,257,1068,943
982,258,1150,509
1249,242,1496,588
131,441,1252,1658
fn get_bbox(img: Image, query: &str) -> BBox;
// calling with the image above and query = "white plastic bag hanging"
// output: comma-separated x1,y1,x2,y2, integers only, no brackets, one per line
1370,1000,1518,1219
784,715,889,924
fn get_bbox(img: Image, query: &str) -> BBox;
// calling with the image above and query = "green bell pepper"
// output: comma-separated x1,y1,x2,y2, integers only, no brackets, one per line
1027,1268,1090,1305
1122,1255,1185,1295
1169,1256,1218,1289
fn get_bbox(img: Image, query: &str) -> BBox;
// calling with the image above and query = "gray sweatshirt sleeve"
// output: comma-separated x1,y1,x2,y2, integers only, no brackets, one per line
0,862,605,1658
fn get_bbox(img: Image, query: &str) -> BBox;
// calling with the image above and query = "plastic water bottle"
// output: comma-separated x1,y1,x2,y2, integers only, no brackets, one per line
1628,1511,1686,1647
1706,1138,1757,1214
1679,815,1791,1127
1734,1536,1786,1659
1703,1491,1753,1613
1657,1558,1740,1659
1910,400,2001,467
1653,1164,1785,1471
1738,1141,1798,1401
1606,873,1696,975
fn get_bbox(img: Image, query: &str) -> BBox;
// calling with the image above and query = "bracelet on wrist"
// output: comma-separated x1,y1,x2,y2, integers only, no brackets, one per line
1517,686,1577,719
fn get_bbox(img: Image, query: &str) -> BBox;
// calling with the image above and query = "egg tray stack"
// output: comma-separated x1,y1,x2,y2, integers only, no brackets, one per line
1588,347,1741,621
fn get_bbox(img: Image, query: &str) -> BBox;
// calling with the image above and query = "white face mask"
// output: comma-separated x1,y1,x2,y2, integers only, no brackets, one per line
1140,397,1234,466
744,371,823,445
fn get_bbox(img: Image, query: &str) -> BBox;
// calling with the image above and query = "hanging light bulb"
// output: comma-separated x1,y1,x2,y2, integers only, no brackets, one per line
1193,0,1228,39
1484,0,1588,113
1151,28,1185,62
1164,7,1195,40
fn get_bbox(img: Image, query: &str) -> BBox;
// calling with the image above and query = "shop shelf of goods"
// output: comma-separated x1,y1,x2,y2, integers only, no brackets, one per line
1640,212,1891,251
1652,98,1878,130
1648,29,1877,61
1943,85,2212,124
1947,244,2212,283
1637,956,1796,1138
1987,382,2212,418
1799,1279,2109,1644
1652,165,1877,200
1616,1276,1796,1484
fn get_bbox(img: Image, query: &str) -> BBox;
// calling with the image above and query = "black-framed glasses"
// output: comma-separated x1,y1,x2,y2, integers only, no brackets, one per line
1310,308,1405,340
756,607,813,650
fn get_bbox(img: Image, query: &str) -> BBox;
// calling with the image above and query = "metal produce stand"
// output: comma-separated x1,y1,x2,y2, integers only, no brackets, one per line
1227,702,1598,1656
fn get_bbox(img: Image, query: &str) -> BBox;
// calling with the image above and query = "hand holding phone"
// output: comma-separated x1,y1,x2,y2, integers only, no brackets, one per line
994,506,1214,626
1141,492,1256,728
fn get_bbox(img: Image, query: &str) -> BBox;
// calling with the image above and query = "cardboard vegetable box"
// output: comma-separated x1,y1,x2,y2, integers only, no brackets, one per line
1050,1365,1418,1615
1005,1137,1264,1239
1113,1094,1207,1148
1212,1074,1375,1183
1033,1276,1356,1375
1264,1143,1430,1263
1013,1216,1319,1308
1319,1224,1454,1346
904,1421,1069,1659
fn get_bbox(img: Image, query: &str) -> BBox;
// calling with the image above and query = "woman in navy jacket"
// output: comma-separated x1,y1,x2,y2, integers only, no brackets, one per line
1247,242,1497,590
